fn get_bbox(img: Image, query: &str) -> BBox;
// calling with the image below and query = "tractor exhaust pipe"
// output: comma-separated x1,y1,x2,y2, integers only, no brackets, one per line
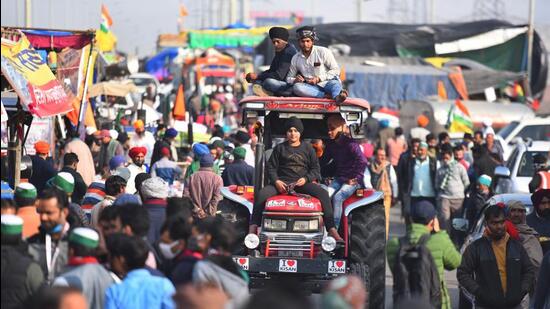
253,122,264,203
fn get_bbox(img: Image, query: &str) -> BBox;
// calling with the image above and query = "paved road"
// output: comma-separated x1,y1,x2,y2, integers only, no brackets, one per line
385,205,460,309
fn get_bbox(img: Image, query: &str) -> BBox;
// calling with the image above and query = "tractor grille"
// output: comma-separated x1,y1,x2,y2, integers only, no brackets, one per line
274,234,307,242
259,232,324,258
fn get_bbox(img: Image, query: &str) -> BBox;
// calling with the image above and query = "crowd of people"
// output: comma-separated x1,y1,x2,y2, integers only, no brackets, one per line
1,24,549,309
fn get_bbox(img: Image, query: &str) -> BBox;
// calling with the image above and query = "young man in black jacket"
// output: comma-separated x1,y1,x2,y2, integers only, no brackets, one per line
246,27,297,96
457,205,535,309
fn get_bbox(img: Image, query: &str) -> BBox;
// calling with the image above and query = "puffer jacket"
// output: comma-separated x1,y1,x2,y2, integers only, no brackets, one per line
387,224,462,309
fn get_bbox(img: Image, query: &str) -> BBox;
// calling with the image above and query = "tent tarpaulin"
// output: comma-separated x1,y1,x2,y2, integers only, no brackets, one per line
255,20,547,97
343,63,459,109
145,47,180,80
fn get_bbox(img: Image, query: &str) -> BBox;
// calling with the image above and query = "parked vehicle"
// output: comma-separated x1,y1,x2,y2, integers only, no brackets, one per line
496,116,550,160
218,96,386,309
494,140,550,194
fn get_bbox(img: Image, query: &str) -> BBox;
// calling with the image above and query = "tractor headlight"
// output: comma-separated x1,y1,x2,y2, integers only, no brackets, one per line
322,236,337,252
293,219,319,232
244,234,260,249
263,218,287,231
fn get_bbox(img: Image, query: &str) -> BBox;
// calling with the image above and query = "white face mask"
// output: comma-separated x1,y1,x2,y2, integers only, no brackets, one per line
159,241,181,260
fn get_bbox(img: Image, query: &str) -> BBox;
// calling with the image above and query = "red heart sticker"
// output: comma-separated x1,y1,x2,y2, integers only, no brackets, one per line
336,261,344,268
239,258,247,265
287,260,295,267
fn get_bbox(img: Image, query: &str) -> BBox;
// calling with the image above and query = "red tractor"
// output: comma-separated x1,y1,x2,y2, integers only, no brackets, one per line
219,96,386,309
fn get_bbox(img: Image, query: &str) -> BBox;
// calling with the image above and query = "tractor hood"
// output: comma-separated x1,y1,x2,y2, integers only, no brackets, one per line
265,195,323,213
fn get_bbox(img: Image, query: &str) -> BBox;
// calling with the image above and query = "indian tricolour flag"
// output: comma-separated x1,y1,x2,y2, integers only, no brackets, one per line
447,99,473,134
100,4,113,33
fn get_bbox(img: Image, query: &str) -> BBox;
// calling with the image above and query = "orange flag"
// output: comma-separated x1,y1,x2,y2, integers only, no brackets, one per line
437,80,448,100
448,66,469,100
173,84,186,120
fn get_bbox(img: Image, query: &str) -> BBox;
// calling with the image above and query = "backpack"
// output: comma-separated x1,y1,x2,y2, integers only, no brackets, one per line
393,233,442,308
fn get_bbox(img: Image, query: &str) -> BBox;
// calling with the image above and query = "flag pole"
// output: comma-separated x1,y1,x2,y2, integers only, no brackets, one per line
77,38,95,132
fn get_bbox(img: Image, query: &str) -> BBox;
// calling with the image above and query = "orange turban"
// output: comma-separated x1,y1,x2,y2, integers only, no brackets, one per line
129,147,147,158
417,114,429,127
133,120,144,130
34,141,50,154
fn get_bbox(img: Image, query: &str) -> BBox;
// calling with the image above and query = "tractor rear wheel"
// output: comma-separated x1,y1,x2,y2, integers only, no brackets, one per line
349,201,386,309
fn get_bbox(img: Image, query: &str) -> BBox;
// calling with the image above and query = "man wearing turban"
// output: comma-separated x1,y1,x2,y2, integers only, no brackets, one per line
129,120,155,165
29,141,57,193
126,147,148,194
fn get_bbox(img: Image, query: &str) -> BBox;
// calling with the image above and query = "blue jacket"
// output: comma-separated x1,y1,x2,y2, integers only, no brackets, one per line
29,156,57,193
105,268,175,309
143,199,167,245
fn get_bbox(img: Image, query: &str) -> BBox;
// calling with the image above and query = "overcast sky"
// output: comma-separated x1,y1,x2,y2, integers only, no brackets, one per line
2,0,549,57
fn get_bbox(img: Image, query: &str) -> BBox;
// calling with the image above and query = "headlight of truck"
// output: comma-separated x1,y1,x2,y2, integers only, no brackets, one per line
293,219,319,232
263,219,287,231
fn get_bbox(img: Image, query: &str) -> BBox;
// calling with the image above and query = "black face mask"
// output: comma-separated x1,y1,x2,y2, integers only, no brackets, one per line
540,208,550,219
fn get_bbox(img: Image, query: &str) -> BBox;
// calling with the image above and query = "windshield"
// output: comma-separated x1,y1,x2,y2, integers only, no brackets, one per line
517,151,547,177
130,77,155,87
497,121,519,140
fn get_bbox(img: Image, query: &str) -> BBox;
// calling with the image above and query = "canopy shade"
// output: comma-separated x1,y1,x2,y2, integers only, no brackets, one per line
88,81,138,97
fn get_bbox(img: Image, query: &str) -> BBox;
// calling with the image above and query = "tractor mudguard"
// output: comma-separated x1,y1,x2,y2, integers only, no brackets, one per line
343,191,384,217
221,187,253,215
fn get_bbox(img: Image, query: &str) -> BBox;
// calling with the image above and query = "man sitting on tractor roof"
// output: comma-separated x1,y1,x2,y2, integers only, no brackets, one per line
245,27,297,97
248,117,343,241
286,26,348,105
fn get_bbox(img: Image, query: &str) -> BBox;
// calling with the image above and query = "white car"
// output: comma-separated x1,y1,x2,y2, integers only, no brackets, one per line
496,116,550,160
127,73,162,109
496,140,550,194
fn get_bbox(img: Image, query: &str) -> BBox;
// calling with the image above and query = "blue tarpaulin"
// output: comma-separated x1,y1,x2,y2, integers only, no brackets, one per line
145,48,180,80
346,65,459,109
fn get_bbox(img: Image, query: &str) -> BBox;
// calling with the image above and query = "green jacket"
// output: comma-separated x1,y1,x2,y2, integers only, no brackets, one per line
386,223,462,309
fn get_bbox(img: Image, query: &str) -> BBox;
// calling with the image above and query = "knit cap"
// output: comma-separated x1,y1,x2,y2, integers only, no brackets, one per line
49,172,75,194
269,27,290,41
284,117,304,134
478,174,492,187
69,227,99,249
81,182,106,214
233,147,247,160
1,214,23,235
1,181,14,200
15,182,37,200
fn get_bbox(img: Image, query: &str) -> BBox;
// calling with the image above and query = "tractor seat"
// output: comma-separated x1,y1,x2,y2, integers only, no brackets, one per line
265,195,323,213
